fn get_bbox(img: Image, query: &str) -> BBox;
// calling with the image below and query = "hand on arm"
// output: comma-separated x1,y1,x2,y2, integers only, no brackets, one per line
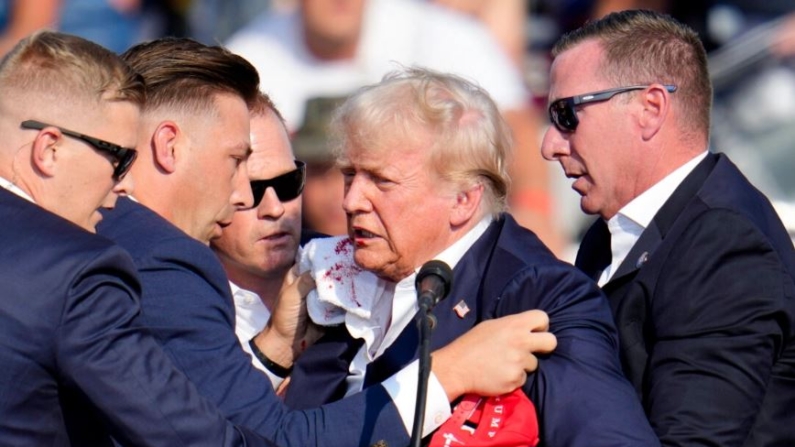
431,309,557,401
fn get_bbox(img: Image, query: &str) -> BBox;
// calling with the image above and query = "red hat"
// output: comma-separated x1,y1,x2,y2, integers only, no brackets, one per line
429,389,539,447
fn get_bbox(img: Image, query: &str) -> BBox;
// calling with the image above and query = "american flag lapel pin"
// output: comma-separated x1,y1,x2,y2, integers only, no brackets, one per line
453,300,470,318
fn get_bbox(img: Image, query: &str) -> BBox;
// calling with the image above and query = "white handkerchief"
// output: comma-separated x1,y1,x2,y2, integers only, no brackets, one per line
298,236,383,326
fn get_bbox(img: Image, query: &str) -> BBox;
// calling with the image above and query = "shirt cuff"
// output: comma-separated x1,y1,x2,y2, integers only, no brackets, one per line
381,359,451,438
241,338,285,389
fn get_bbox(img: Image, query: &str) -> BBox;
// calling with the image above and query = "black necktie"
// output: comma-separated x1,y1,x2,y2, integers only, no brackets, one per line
575,219,612,281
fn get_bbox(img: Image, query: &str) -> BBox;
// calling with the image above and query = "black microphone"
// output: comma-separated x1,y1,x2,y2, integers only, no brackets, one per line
410,260,453,447
415,260,453,311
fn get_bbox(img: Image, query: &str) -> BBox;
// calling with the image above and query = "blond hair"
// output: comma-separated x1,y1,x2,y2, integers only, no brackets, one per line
0,30,145,107
331,67,512,217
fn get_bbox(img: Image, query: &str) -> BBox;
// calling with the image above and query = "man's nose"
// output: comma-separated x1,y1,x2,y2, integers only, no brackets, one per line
540,126,570,161
341,174,372,214
257,187,286,219
113,171,135,196
232,161,254,209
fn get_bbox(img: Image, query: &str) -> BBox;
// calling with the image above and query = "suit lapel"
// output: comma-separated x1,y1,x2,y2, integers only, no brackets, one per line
603,153,719,290
364,219,504,387
288,219,505,405
600,154,719,391
608,222,662,285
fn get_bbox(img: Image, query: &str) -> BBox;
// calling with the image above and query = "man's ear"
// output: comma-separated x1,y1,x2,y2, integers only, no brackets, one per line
151,121,179,173
639,84,671,141
450,182,484,227
30,128,61,178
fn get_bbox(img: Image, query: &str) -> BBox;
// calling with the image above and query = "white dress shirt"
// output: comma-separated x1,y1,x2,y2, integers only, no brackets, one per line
230,282,286,388
599,151,708,286
345,215,494,435
230,215,493,437
0,175,34,202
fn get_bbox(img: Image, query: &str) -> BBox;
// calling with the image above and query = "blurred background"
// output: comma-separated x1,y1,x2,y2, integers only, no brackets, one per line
3,0,793,260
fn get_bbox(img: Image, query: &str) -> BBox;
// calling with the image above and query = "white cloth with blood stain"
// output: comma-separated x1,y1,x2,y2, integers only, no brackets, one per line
297,236,385,327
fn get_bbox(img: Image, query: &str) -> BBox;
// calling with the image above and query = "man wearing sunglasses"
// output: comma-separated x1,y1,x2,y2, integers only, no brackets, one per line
278,67,658,446
542,10,795,446
0,31,279,446
96,39,548,446
207,90,560,440
96,38,384,446
211,93,310,374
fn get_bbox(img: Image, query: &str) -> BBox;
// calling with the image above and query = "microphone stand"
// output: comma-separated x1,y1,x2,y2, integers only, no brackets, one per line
410,298,437,447
410,260,452,447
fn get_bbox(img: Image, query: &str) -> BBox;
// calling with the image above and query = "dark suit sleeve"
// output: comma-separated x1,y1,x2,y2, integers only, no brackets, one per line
55,245,261,447
646,209,789,446
496,262,659,447
135,238,407,447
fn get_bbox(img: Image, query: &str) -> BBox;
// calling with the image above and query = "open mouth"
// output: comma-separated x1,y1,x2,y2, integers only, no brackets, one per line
353,228,377,239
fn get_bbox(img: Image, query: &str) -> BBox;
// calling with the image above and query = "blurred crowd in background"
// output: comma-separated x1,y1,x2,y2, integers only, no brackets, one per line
2,0,794,260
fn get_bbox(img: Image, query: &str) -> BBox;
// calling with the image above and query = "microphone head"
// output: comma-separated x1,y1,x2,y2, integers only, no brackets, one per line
416,260,454,301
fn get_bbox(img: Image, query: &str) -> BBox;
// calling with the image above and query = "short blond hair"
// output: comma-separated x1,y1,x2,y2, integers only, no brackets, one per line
553,10,711,140
331,67,512,217
0,30,145,107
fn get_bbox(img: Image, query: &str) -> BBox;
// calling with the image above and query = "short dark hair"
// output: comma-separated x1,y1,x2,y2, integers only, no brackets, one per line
122,37,260,115
250,91,285,124
553,9,712,139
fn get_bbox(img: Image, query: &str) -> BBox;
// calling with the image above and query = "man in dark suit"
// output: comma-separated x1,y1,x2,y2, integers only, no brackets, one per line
0,31,272,446
283,67,658,446
542,10,795,446
98,38,558,447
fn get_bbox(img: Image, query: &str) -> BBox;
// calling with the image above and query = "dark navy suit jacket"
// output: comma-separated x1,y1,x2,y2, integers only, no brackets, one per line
576,153,795,446
286,214,659,446
98,197,407,447
0,189,270,446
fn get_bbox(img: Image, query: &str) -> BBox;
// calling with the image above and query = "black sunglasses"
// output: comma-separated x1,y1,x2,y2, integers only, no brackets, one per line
250,160,306,208
20,120,138,181
548,84,677,133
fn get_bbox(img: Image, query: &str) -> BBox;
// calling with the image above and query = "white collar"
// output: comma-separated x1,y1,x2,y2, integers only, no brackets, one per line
367,214,493,359
0,175,34,203
429,214,494,274
617,151,709,231
600,151,708,284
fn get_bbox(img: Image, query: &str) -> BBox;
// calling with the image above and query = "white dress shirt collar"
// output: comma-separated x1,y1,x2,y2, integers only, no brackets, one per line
347,214,494,378
344,214,494,435
0,175,34,203
599,151,708,285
